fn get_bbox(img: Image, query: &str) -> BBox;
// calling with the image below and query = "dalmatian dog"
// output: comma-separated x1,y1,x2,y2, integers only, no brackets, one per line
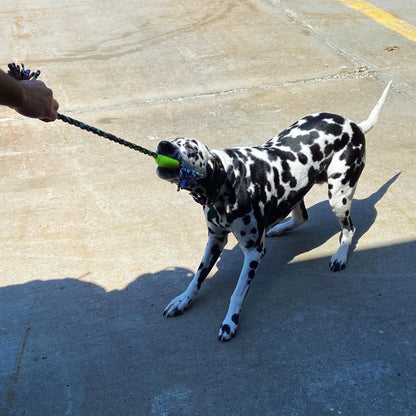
157,82,391,341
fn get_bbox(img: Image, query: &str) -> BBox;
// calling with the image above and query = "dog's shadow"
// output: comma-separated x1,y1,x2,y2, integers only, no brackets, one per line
213,173,400,281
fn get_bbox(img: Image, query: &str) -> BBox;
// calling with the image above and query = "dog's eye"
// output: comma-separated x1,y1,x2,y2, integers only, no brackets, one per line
186,147,198,158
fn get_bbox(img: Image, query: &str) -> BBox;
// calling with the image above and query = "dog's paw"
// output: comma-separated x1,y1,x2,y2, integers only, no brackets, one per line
163,293,192,317
329,253,347,272
329,246,348,272
266,217,299,237
329,259,346,272
266,223,287,237
218,315,239,342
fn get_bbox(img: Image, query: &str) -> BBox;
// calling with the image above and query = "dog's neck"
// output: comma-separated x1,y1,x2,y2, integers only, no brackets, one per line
189,152,226,207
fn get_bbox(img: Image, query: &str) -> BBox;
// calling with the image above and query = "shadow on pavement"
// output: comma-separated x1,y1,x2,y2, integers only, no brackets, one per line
265,173,401,267
1,174,414,416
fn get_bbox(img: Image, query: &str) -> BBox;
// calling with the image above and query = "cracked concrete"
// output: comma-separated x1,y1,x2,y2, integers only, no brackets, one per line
1,0,415,415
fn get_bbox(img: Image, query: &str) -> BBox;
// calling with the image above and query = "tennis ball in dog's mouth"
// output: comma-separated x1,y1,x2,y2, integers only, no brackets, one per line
155,154,180,169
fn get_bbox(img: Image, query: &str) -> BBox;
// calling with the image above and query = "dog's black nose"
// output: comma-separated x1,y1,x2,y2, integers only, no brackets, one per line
157,140,174,154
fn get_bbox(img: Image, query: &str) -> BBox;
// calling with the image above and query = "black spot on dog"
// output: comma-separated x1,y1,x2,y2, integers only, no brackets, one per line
324,143,333,156
277,185,285,198
298,152,308,164
231,314,239,325
297,115,319,131
282,171,292,183
197,270,208,289
341,162,365,187
351,123,365,146
250,260,259,269
211,244,221,257
246,240,255,249
227,200,252,224
257,246,265,254
342,217,352,228
298,131,320,147
220,324,231,335
268,148,297,163
329,114,345,125
311,143,324,162
308,166,319,182
326,123,343,136
281,160,290,171
333,133,350,152
250,163,268,190
340,145,362,163
277,136,302,152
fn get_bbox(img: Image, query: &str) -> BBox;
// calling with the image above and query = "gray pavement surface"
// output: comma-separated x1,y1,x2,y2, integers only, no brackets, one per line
1,1,415,415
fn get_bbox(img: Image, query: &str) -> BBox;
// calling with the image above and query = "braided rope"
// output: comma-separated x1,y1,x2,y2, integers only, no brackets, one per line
57,113,158,158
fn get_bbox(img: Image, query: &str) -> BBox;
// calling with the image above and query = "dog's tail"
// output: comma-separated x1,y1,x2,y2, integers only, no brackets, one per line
358,81,392,134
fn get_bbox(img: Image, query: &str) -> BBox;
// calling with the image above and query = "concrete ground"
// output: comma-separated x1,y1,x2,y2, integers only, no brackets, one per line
1,1,415,415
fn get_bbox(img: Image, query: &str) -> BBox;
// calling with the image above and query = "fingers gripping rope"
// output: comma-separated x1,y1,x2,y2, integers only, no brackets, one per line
7,63,202,188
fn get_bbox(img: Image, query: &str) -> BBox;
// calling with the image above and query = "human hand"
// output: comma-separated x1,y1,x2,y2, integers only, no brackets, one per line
15,79,59,122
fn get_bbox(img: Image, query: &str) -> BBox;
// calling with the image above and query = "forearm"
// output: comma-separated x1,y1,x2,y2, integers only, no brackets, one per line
0,68,59,121
0,69,26,109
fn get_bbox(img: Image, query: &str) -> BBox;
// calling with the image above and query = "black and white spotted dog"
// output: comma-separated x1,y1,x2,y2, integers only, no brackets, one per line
157,82,391,341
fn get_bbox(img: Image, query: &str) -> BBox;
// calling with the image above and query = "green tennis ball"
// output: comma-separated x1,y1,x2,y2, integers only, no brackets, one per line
155,154,180,169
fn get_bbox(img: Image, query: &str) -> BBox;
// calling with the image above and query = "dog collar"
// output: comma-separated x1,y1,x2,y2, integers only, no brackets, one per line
177,165,203,191
187,153,226,207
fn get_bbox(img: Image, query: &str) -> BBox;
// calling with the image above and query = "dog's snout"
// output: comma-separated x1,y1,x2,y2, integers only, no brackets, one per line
157,140,176,155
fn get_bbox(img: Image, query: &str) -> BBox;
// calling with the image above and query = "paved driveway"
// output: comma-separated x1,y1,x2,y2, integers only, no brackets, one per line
1,1,415,415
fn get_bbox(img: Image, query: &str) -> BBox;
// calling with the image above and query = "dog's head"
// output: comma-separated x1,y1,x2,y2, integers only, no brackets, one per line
156,138,212,186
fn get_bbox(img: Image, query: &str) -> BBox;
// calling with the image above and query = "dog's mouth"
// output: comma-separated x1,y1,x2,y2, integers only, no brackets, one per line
156,140,181,183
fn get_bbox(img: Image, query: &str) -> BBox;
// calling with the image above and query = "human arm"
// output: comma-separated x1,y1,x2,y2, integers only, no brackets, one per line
0,69,59,122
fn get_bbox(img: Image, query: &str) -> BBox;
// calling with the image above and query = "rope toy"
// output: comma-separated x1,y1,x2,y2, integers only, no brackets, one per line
7,63,202,190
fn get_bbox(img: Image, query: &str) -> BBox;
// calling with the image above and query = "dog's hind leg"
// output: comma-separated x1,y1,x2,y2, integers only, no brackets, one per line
266,199,308,237
163,230,228,317
327,170,363,272
327,125,365,272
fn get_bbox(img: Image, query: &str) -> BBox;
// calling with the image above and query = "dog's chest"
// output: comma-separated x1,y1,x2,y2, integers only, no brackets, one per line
203,198,243,230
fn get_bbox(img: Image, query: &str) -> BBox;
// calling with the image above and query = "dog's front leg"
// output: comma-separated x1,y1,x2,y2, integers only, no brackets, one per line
218,247,263,341
163,231,228,317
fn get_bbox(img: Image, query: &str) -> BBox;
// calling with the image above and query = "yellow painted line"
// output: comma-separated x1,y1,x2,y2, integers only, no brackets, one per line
338,0,416,43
